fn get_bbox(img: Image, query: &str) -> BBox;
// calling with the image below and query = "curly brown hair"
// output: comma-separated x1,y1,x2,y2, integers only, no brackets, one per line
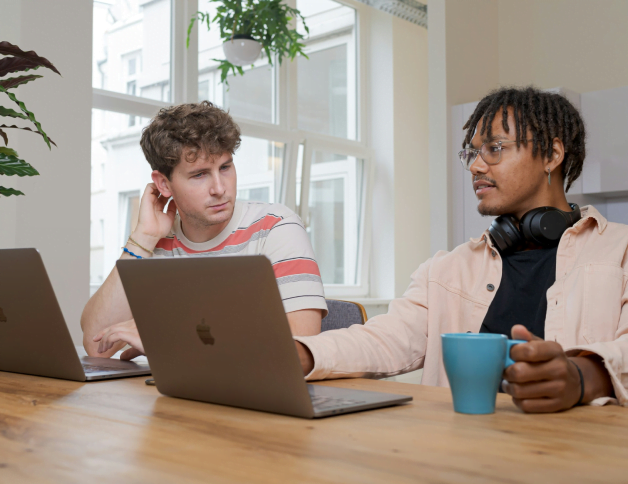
140,101,241,179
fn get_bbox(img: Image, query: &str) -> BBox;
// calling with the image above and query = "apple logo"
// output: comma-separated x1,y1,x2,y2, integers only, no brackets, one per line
0,306,6,323
196,318,214,345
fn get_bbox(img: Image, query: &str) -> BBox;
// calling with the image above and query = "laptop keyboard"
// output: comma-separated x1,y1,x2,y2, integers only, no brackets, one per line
82,363,129,373
311,395,367,410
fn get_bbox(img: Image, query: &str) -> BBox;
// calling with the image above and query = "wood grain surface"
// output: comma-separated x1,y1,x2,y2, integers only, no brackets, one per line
0,372,627,483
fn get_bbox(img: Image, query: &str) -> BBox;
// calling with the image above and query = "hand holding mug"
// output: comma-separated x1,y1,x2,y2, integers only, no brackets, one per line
502,324,582,413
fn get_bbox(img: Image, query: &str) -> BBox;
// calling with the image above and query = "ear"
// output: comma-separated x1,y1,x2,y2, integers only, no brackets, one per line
151,170,173,198
545,137,566,175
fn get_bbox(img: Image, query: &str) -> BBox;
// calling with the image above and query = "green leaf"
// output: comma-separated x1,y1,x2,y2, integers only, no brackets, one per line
0,152,39,177
0,129,7,146
0,87,51,149
0,124,56,147
0,75,42,90
0,42,61,76
0,105,28,120
0,147,18,157
187,12,212,48
0,186,24,197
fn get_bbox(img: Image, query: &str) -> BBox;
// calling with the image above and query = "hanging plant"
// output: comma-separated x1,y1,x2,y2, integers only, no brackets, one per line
187,0,309,84
0,41,59,197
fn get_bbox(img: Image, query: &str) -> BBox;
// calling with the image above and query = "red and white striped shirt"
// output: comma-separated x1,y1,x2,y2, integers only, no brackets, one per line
154,201,328,316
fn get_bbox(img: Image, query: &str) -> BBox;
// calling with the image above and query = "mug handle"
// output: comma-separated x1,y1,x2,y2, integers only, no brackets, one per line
505,339,527,368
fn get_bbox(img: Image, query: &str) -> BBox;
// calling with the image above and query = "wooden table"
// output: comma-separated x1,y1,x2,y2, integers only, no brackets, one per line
1,373,627,484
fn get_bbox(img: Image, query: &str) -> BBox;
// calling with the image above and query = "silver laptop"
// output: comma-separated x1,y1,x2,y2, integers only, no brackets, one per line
0,248,150,381
117,255,412,418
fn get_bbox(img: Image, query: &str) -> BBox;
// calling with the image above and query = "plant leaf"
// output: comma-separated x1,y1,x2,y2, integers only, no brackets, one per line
0,152,39,177
0,75,42,89
0,59,44,78
0,147,17,157
0,124,56,147
0,87,51,149
0,129,7,146
0,105,27,119
0,186,24,197
0,42,61,76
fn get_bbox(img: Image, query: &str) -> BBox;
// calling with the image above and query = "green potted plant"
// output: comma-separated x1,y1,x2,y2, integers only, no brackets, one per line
187,0,309,84
0,41,59,197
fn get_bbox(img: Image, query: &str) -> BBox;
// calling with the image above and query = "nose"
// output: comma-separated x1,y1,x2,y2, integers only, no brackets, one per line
469,153,489,176
208,172,226,198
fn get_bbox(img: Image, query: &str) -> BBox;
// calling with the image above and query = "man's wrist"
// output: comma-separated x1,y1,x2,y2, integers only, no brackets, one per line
295,341,315,376
121,230,160,258
569,355,615,404
129,230,160,252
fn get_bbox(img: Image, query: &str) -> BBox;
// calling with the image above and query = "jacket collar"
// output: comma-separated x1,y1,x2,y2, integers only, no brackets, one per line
573,205,607,234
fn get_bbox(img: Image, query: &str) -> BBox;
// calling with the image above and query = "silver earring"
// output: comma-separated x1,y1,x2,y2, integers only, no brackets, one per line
548,168,551,186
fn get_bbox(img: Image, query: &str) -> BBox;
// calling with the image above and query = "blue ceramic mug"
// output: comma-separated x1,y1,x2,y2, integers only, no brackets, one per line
441,333,526,414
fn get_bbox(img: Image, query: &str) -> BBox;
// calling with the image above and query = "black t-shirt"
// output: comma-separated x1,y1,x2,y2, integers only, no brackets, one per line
479,246,558,339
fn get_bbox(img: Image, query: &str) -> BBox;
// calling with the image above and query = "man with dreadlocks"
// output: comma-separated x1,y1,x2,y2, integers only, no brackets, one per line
291,86,628,413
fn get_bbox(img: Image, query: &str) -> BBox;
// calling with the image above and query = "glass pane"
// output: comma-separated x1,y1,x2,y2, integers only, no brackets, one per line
297,0,357,140
90,109,153,290
307,151,363,285
235,136,284,203
197,0,275,123
93,0,172,102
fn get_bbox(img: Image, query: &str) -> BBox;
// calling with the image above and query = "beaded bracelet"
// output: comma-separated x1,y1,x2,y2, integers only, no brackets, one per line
122,247,143,259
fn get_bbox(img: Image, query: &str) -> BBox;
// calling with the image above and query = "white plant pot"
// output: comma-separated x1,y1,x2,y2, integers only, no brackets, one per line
222,38,262,67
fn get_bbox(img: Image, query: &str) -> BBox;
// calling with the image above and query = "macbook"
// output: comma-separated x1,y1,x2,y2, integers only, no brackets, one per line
0,248,150,381
117,255,412,418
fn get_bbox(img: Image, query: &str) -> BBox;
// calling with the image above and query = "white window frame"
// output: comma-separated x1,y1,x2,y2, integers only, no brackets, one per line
91,0,373,297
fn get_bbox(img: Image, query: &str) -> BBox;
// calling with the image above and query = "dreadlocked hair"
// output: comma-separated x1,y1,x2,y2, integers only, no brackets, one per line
462,86,586,192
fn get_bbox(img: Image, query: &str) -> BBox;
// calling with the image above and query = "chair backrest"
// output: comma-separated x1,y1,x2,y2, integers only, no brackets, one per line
322,299,367,332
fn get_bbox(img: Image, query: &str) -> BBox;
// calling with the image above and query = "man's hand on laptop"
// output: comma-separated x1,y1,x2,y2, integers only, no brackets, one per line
93,319,145,360
127,183,177,256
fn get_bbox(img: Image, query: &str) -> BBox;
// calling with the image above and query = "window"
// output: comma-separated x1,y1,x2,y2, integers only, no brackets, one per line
197,1,276,124
92,0,170,101
91,0,371,296
297,0,357,140
235,137,285,204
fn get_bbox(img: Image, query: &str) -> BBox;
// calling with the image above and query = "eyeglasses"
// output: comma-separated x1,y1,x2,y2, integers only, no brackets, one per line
458,139,533,171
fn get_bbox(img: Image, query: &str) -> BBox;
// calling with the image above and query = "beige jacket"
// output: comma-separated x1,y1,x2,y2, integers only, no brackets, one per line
295,206,628,406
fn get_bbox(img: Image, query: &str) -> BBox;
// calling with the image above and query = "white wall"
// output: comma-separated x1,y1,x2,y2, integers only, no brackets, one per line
428,0,499,254
369,10,430,299
498,0,628,94
0,0,92,344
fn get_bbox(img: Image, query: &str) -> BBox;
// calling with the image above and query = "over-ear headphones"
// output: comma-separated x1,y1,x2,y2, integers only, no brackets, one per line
488,203,581,254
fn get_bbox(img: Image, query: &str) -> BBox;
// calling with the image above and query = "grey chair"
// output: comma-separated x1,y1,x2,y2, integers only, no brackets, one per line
322,299,367,332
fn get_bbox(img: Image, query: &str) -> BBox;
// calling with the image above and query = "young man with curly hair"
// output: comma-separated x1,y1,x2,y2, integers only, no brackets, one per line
294,86,628,414
81,102,327,360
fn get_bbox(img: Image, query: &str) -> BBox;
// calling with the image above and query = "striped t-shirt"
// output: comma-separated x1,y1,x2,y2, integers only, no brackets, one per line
154,201,328,316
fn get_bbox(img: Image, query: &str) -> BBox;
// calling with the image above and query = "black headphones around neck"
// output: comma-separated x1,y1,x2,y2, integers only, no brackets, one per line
488,203,581,254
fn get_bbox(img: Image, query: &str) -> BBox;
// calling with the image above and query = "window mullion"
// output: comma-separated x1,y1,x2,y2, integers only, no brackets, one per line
184,0,199,103
171,0,198,104
279,0,300,214
298,140,313,226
